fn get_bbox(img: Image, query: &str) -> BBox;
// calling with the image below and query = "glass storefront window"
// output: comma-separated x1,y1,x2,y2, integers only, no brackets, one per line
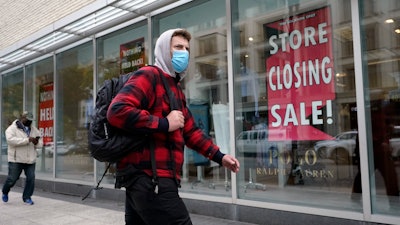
56,42,93,181
97,21,148,84
233,0,362,211
26,57,54,177
1,69,23,172
0,1,399,224
96,22,148,184
360,0,400,216
153,0,231,196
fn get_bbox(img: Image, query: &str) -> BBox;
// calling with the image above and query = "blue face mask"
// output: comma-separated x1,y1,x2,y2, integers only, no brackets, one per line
172,50,189,73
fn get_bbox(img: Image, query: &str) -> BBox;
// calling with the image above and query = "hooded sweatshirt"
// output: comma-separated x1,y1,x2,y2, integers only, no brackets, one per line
154,28,187,79
107,29,224,184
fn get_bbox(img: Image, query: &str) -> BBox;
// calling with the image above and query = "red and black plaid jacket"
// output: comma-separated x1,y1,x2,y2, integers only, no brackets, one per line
107,66,224,180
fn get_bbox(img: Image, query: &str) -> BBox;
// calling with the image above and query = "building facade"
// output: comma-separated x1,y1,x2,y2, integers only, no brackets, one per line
1,0,399,224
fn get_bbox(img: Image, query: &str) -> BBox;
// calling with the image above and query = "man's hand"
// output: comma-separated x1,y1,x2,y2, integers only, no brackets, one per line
29,137,38,145
222,155,240,173
166,110,185,132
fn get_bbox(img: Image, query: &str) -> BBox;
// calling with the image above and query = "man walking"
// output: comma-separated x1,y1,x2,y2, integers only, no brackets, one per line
2,111,43,205
107,28,240,225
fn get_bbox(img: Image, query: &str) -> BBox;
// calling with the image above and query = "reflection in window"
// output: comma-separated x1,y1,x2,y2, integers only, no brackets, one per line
55,42,93,181
361,0,400,216
95,23,148,185
233,0,362,212
1,69,23,172
154,0,231,195
26,57,54,177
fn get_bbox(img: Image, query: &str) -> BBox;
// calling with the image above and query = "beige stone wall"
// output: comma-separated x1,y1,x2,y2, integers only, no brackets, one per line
0,0,96,51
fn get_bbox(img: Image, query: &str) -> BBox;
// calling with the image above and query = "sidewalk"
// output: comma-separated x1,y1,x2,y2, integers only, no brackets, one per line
0,187,257,225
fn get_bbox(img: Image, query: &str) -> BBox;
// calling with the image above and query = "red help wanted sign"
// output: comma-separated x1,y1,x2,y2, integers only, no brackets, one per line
266,7,335,141
38,82,54,145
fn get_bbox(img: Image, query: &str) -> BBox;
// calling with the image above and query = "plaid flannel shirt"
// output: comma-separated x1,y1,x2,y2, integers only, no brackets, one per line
107,66,224,179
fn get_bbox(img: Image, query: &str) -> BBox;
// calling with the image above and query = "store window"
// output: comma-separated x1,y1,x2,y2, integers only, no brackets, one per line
55,42,93,181
360,0,400,216
153,0,230,196
233,0,362,211
26,57,54,177
96,22,148,184
0,69,23,172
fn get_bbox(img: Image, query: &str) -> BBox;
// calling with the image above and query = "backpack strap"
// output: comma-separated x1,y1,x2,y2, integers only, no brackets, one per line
82,163,110,200
157,68,181,187
148,66,181,192
158,70,178,110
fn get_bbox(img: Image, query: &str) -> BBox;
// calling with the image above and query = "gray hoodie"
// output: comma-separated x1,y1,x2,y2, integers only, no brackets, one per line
154,28,187,79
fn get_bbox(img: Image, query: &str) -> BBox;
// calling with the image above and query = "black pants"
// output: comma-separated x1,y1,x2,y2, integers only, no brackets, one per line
125,176,192,225
2,162,35,201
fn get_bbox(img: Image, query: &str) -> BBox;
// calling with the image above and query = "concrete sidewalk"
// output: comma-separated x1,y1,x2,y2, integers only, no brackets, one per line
0,187,257,225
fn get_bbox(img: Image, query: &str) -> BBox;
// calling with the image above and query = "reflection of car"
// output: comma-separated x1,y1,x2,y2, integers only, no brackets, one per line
39,141,74,157
314,131,358,164
67,143,89,155
236,129,278,154
236,129,291,168
390,126,400,160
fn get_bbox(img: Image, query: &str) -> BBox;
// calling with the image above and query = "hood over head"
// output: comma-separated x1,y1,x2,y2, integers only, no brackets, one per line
154,28,189,79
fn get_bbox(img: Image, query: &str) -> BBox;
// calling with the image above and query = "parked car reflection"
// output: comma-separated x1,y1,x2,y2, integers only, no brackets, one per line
236,129,280,154
236,129,291,168
37,141,75,157
314,131,357,164
314,129,400,164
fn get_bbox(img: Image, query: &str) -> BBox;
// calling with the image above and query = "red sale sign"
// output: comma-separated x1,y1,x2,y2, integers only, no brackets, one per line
120,37,145,74
266,7,335,141
38,82,54,145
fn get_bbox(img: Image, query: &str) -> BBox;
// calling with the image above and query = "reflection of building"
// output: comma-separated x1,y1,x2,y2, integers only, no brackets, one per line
1,1,400,225
79,99,93,128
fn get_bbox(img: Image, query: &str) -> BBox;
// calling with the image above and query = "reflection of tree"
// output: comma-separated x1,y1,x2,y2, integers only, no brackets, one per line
98,50,147,84
2,76,23,128
58,65,93,143
98,57,121,85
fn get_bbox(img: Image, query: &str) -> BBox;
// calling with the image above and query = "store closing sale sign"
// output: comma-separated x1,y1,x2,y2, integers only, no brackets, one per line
265,7,335,141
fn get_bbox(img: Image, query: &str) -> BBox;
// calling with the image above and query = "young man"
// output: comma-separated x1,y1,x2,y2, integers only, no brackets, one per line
107,28,240,225
2,111,43,205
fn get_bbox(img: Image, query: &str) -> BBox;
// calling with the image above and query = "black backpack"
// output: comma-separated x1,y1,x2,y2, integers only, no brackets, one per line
82,66,177,200
84,66,176,200
88,66,168,163
88,72,140,163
